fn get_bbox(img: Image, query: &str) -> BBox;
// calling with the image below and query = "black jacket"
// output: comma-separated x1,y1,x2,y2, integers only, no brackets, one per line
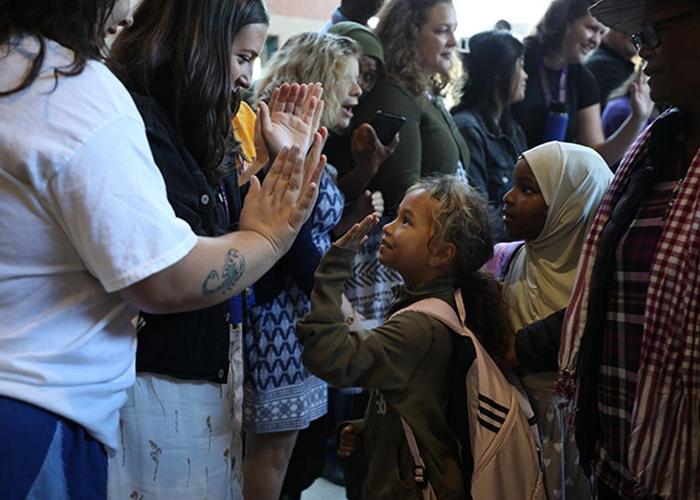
452,109,526,241
515,308,565,373
132,93,242,383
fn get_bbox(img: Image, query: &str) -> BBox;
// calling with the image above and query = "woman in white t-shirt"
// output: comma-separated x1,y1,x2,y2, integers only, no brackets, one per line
0,1,325,497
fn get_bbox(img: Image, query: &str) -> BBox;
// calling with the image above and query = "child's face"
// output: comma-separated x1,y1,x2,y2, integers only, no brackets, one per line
379,189,439,288
502,158,548,241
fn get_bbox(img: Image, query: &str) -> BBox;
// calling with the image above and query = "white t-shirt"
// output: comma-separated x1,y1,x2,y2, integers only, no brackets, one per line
0,36,198,451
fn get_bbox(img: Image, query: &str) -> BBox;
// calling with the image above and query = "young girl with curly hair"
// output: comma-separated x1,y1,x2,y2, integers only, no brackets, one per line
298,176,512,498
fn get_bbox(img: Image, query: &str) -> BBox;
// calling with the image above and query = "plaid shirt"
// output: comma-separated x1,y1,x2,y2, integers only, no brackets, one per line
596,180,679,497
559,109,700,498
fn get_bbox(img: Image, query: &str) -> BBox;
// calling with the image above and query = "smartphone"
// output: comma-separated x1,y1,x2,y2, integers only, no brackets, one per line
368,110,406,146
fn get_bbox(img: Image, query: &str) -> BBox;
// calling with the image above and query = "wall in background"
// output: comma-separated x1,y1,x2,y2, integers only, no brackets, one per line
266,0,337,51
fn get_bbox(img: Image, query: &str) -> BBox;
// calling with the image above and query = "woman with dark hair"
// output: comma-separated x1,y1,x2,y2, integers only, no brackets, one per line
511,0,654,166
0,0,324,498
106,1,325,498
452,30,528,241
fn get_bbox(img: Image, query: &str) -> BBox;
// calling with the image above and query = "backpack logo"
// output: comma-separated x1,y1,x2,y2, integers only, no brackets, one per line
477,393,508,434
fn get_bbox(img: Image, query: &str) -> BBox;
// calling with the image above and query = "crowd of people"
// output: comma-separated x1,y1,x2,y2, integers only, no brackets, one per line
1,0,699,499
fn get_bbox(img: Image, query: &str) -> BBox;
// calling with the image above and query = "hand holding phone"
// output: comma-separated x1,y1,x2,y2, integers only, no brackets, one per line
368,110,406,146
351,120,400,180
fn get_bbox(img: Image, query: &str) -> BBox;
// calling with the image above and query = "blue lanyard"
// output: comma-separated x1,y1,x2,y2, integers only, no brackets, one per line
230,288,256,325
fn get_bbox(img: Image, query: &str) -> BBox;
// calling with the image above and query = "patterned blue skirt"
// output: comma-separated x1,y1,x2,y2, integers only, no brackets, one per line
243,279,327,433
242,169,342,434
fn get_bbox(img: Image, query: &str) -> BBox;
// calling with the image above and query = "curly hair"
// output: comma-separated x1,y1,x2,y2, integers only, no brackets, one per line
528,0,596,57
254,32,359,131
408,175,512,359
110,0,269,185
0,0,118,96
375,0,453,95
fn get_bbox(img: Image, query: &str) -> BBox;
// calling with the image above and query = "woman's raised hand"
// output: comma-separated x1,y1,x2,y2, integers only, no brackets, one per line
240,128,328,255
257,82,324,159
334,213,379,251
630,67,654,122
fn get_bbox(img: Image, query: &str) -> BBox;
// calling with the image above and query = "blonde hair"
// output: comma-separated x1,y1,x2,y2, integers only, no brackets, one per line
375,0,453,95
408,175,511,358
254,32,359,130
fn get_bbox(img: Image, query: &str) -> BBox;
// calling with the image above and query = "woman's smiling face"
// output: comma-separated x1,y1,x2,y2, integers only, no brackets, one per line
105,0,134,35
230,23,268,92
562,12,606,64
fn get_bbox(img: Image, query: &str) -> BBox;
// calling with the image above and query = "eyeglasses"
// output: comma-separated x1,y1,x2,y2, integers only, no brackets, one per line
631,10,697,50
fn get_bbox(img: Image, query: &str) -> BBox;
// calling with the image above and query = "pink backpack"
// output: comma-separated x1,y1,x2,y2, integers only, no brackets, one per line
392,290,545,500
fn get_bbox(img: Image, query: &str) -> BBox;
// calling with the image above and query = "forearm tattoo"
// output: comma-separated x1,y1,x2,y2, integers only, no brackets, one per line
201,249,246,296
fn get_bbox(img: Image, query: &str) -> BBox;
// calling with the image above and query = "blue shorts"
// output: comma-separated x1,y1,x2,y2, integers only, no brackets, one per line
0,396,107,499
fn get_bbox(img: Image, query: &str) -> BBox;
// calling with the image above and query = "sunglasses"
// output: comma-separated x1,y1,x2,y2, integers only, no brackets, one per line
631,10,697,50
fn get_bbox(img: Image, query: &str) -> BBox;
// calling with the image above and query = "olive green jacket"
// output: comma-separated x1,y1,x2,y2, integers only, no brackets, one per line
297,245,468,499
351,79,471,212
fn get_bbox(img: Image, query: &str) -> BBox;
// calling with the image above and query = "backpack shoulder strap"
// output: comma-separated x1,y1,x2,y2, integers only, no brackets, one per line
400,417,438,500
391,292,468,500
390,295,466,337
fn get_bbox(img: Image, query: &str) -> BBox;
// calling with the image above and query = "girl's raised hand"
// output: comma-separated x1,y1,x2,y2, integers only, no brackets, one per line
334,213,379,251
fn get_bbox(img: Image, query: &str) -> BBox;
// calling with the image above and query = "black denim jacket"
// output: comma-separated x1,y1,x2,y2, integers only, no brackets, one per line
452,109,526,241
131,93,241,383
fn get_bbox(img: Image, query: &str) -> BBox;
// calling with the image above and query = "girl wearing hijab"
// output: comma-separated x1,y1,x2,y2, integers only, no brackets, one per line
494,141,612,500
